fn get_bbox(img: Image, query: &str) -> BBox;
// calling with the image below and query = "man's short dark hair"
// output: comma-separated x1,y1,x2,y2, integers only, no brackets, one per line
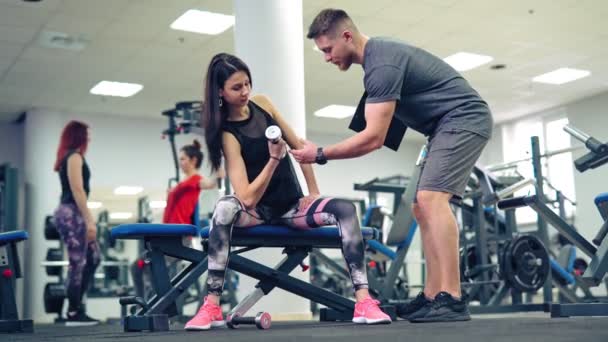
307,8,354,39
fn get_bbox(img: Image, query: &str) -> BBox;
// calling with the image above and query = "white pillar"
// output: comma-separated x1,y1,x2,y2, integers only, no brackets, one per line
23,109,64,322
233,0,306,138
233,0,311,319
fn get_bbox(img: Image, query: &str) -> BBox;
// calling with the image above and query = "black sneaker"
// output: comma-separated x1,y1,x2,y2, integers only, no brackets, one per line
65,310,100,327
395,292,432,319
409,292,471,323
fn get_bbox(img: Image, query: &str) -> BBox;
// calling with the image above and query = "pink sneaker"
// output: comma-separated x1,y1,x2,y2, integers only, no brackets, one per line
353,297,392,324
184,297,225,330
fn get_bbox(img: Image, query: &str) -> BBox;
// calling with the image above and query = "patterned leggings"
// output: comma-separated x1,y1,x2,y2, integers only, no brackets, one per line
54,203,101,312
206,195,368,296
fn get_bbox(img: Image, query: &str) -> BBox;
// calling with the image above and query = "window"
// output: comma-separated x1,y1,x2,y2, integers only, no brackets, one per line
544,118,576,219
500,114,576,224
501,119,544,224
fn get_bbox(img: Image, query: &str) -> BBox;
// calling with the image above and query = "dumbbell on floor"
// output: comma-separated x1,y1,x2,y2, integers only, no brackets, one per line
226,312,271,330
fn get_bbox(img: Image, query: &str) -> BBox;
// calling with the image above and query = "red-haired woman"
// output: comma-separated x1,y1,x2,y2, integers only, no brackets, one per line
52,120,100,326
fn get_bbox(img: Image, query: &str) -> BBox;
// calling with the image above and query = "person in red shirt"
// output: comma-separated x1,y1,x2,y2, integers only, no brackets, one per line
130,140,223,300
163,139,223,225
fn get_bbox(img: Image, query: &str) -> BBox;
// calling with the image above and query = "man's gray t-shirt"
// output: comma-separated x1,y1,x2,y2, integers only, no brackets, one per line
363,37,493,138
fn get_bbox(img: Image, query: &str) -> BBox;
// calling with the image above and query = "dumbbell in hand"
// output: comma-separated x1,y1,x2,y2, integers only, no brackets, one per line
265,125,281,143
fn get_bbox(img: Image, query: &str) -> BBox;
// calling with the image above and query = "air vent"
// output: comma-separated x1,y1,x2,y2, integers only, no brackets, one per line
38,30,89,51
490,64,507,70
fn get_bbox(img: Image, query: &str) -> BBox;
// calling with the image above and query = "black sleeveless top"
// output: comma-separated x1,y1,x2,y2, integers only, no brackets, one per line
59,150,91,204
223,101,303,220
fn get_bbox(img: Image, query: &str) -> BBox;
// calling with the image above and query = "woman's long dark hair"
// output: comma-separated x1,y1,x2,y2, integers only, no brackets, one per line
202,53,252,172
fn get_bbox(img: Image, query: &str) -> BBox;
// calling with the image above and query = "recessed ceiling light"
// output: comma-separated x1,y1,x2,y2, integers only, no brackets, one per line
87,201,103,209
109,212,133,220
314,105,356,119
90,81,143,97
170,9,235,35
150,200,167,209
444,52,493,72
532,68,591,85
114,186,144,195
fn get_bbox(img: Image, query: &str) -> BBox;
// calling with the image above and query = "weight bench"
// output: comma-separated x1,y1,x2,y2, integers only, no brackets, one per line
111,223,391,332
0,230,33,333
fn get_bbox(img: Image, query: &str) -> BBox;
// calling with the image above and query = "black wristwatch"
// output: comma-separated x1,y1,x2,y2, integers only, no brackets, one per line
315,147,327,165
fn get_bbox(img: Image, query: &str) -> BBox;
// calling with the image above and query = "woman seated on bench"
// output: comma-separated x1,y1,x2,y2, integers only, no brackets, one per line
185,53,391,331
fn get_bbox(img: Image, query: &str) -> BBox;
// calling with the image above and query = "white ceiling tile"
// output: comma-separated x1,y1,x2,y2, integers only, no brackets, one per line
1,60,60,87
59,0,130,19
0,59,12,75
0,42,23,61
43,13,111,39
0,3,53,28
19,45,80,64
0,0,606,131
0,83,42,104
0,0,63,11
0,25,39,44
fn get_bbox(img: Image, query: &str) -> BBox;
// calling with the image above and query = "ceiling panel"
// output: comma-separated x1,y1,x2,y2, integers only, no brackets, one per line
0,3,52,28
0,0,606,126
0,25,39,45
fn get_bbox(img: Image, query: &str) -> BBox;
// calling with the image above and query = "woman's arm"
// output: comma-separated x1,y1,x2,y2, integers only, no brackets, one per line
200,167,226,190
223,131,282,209
252,94,320,196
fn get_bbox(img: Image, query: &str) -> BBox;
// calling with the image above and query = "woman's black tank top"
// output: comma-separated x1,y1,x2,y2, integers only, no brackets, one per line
222,101,303,220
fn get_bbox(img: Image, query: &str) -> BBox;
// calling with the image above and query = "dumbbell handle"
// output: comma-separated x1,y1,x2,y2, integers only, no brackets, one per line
231,316,257,324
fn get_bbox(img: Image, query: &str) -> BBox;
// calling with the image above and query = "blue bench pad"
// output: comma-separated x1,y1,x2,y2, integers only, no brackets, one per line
110,224,198,239
110,223,377,243
0,230,28,245
595,193,608,205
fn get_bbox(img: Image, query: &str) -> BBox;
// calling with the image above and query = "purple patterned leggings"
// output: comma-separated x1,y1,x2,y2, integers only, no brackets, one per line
53,203,101,312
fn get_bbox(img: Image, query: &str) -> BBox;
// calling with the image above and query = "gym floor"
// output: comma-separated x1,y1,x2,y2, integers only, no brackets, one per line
5,315,608,342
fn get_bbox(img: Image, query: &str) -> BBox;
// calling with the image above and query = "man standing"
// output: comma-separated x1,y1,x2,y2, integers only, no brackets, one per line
291,8,493,322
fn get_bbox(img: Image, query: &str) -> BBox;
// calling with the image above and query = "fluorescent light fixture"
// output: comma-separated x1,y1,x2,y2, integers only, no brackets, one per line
113,186,144,196
532,68,591,85
87,201,103,209
443,52,493,72
150,200,167,209
90,81,143,97
314,105,356,119
170,9,235,35
109,212,133,220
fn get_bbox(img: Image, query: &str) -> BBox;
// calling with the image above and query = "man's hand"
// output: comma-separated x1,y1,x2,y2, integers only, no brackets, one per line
298,193,321,211
290,139,318,164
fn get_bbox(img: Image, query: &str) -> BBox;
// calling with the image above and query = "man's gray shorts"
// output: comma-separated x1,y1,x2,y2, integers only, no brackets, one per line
417,128,489,199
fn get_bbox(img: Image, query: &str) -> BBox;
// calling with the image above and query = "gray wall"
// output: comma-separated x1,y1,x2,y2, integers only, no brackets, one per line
0,121,24,170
